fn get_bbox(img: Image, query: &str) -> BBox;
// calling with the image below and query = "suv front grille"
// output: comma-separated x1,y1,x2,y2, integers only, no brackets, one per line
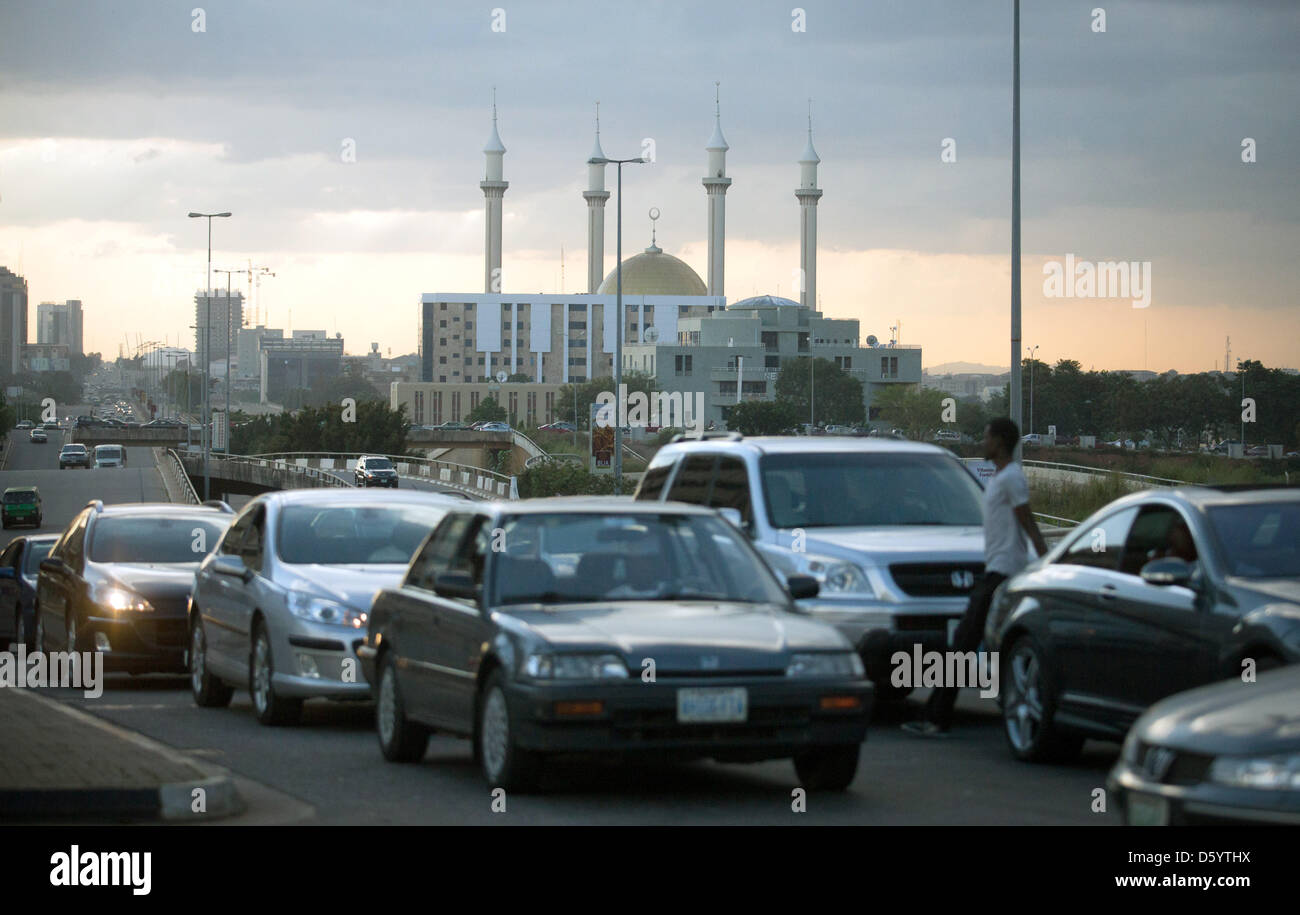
890,562,984,597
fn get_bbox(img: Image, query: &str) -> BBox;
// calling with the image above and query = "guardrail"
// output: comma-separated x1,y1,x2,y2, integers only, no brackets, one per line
1023,459,1184,488
246,452,518,499
160,448,201,504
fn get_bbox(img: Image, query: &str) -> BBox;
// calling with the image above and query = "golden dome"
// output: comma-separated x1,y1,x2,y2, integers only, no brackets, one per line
597,245,707,296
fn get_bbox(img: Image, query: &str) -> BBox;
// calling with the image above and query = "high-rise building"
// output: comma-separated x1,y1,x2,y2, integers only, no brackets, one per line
194,290,244,371
36,300,84,356
0,267,29,378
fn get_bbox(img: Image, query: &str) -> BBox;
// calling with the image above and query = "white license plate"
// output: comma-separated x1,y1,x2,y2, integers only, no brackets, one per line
676,687,748,724
1127,792,1170,826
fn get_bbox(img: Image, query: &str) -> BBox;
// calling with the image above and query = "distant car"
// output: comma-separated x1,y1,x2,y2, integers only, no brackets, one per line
188,489,460,725
15,420,33,431
538,421,576,433
28,428,47,444
0,535,59,651
932,430,961,442
59,443,90,469
437,421,469,431
480,422,511,432
1109,665,1300,825
41,422,61,432
354,455,399,488
360,498,870,791
986,485,1300,763
2,487,42,529
1021,433,1042,446
93,444,126,468
35,501,235,673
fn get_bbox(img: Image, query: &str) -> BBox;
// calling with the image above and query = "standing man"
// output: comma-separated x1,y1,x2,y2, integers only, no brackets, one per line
903,416,1048,736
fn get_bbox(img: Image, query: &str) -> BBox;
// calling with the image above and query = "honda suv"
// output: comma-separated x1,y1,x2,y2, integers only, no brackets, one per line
635,435,989,697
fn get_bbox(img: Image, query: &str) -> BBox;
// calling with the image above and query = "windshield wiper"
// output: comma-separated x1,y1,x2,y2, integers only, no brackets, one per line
502,591,589,605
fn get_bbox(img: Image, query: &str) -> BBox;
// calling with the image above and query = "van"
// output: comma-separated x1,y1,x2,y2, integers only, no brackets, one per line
93,444,127,469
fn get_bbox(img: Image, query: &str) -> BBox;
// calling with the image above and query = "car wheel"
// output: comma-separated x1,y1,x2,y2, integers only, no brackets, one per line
34,610,46,651
869,681,914,702
1001,634,1083,763
249,623,301,726
793,744,860,791
66,610,76,652
376,652,430,763
14,609,26,651
190,614,234,708
476,669,541,791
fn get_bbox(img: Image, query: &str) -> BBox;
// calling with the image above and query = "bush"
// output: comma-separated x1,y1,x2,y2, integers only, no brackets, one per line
517,461,617,498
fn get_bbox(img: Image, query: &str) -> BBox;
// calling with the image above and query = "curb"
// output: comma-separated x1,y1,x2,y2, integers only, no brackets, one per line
0,689,244,823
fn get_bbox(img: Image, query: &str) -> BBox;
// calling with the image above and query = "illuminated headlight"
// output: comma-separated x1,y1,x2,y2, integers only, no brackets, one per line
1209,754,1300,790
524,653,629,681
287,591,368,629
95,585,153,613
786,652,865,678
792,554,875,597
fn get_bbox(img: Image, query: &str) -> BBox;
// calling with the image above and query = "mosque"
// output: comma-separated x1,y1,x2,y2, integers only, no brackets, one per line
403,92,921,430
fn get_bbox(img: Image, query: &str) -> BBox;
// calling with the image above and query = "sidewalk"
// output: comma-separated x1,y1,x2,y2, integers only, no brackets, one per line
0,687,242,821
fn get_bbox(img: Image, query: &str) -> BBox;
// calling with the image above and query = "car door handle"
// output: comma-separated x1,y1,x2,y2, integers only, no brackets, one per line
1099,584,1119,602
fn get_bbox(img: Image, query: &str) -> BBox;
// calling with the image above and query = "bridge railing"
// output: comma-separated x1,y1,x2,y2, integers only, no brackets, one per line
160,448,201,504
247,452,518,499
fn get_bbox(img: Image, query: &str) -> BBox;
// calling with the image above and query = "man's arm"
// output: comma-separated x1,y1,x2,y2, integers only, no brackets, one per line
1013,503,1049,558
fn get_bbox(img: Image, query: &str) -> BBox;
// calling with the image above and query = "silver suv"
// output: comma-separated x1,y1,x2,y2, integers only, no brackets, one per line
634,435,988,698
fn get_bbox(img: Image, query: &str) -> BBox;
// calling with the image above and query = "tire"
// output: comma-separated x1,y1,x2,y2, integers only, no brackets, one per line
476,669,541,791
34,611,46,652
190,614,234,708
870,681,914,702
14,609,27,651
793,744,861,791
1001,634,1084,763
34,516,41,528
66,609,76,652
249,623,301,726
376,651,430,762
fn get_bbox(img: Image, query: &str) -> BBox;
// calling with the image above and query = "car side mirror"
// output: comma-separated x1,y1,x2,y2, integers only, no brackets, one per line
1140,557,1194,588
212,554,253,583
434,571,481,601
39,558,64,574
786,574,820,601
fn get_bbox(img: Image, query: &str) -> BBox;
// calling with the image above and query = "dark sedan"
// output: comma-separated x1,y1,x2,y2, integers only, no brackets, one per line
1109,665,1300,825
0,534,58,650
986,485,1300,762
359,498,872,791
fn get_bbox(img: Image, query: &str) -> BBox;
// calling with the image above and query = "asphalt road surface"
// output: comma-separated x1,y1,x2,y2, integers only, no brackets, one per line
3,426,1125,825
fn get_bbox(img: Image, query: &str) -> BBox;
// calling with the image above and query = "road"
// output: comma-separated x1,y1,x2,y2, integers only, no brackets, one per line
2,425,1124,824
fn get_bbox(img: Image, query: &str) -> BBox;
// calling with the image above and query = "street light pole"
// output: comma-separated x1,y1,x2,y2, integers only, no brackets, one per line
1027,344,1039,436
587,154,647,495
188,211,231,500
1010,0,1023,455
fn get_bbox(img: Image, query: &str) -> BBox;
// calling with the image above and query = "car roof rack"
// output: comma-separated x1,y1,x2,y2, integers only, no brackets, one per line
202,499,236,513
669,431,743,444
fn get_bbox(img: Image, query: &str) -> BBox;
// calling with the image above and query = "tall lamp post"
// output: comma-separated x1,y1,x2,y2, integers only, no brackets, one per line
188,211,231,499
1027,343,1039,436
1009,0,1023,456
213,267,238,452
587,154,647,495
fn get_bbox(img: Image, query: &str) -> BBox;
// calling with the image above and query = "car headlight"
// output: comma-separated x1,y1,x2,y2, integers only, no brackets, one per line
523,653,629,681
287,591,368,629
786,652,865,678
790,554,875,597
1209,753,1300,790
95,585,153,613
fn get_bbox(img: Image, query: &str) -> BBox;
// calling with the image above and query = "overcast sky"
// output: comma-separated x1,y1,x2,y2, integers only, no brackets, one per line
1,0,1296,372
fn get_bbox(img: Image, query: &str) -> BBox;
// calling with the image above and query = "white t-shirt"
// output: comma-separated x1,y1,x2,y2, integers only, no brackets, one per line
983,462,1032,576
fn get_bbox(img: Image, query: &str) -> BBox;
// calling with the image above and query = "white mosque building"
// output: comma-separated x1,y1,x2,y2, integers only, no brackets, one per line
401,93,920,430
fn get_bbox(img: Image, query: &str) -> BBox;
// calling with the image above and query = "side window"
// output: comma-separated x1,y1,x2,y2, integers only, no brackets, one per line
406,514,471,591
708,457,753,526
241,507,266,573
667,454,716,505
1057,507,1139,571
446,517,491,595
1120,506,1198,576
59,512,90,571
0,541,20,569
221,511,254,556
635,460,675,501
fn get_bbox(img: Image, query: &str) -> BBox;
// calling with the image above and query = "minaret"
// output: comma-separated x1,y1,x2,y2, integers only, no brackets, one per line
583,103,609,293
796,100,823,310
703,82,731,298
481,89,508,293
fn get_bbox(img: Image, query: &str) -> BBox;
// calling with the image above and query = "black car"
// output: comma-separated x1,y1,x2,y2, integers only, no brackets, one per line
1109,665,1300,825
59,443,91,469
358,498,871,791
986,485,1300,762
35,501,234,672
355,455,399,488
0,534,58,650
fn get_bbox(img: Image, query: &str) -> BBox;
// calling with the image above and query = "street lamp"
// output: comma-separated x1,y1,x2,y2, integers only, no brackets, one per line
188,211,231,500
1027,344,1039,436
1010,0,1023,457
587,154,647,494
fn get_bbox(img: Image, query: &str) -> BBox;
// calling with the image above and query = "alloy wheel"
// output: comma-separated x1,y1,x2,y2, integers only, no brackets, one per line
481,687,510,781
1004,644,1043,752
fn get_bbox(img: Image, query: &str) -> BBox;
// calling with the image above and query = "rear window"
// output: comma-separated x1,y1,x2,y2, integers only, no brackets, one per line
96,447,123,458
3,491,37,504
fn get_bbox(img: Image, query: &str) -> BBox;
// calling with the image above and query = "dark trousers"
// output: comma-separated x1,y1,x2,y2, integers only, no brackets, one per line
923,571,1007,729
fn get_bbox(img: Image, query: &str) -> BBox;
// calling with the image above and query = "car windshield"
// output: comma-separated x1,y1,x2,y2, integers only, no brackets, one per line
24,541,54,575
96,447,123,458
1207,502,1300,578
758,452,985,528
3,491,36,504
492,511,789,606
277,502,445,565
61,445,86,454
367,459,394,470
88,516,230,563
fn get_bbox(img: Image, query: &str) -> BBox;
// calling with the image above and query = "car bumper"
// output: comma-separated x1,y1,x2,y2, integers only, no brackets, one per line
1108,760,1300,825
79,613,187,672
271,622,372,700
793,598,967,679
504,677,872,760
360,478,399,488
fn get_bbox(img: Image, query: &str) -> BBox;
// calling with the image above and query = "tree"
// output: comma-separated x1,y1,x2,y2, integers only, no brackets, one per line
774,357,865,425
506,372,532,383
554,372,657,430
231,401,410,455
872,384,949,440
723,400,800,435
466,396,507,424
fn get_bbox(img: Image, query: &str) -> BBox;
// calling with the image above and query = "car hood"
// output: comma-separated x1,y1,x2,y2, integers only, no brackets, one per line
794,526,985,563
502,601,850,674
1136,666,1300,757
1228,577,1300,607
281,564,410,611
106,563,202,599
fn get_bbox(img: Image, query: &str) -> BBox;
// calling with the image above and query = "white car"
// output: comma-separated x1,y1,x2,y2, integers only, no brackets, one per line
93,444,126,468
28,428,47,443
635,435,989,699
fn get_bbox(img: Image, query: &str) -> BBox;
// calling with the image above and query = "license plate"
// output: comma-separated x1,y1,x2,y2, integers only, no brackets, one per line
676,687,748,724
1126,792,1170,826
